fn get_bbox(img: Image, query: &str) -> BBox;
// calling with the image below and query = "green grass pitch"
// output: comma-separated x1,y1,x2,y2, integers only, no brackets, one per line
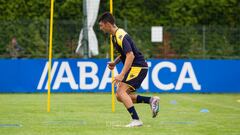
0,93,239,135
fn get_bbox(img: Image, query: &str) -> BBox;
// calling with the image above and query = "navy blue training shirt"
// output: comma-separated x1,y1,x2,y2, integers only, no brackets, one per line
112,28,148,67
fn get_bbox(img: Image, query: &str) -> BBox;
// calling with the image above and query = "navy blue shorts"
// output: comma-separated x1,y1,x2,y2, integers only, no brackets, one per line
122,66,148,91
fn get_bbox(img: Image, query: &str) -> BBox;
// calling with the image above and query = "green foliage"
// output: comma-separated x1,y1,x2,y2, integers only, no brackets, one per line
0,20,48,58
205,26,235,58
0,0,239,58
166,0,240,27
0,0,49,20
167,26,204,58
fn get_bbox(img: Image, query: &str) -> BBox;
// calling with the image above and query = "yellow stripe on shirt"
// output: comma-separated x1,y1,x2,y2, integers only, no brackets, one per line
115,28,127,49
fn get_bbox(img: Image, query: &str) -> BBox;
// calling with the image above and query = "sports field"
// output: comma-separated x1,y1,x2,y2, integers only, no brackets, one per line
0,93,239,135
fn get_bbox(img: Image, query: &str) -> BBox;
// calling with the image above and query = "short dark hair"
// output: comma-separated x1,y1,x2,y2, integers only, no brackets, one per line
98,12,115,25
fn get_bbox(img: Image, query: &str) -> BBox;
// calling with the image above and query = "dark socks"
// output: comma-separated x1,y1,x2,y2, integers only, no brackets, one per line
127,106,139,120
136,95,151,104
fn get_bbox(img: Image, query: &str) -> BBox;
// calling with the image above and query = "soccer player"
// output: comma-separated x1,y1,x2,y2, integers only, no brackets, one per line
98,12,160,127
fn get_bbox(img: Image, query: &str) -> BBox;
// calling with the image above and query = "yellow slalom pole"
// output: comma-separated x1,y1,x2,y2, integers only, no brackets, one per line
110,0,115,112
47,0,55,112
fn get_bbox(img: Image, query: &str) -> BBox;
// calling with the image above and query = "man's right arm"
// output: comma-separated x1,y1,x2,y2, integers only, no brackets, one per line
114,55,121,65
108,55,121,70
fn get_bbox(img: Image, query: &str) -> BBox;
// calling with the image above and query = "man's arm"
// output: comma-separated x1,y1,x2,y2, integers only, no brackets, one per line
114,55,121,65
120,51,135,76
113,51,134,84
108,55,121,70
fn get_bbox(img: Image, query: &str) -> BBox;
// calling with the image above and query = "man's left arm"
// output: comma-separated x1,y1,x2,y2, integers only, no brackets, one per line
113,51,134,83
120,51,135,76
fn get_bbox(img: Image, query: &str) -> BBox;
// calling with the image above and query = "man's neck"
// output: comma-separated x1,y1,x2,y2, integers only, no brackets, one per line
110,25,118,35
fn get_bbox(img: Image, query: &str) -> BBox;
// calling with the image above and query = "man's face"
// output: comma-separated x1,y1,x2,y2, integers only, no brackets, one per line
99,21,110,33
12,38,17,46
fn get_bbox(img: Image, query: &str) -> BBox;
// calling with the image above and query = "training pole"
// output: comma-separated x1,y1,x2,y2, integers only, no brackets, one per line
110,0,115,112
47,0,55,112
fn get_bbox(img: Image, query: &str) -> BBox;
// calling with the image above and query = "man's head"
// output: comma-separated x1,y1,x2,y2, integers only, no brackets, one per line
11,36,17,46
98,12,115,33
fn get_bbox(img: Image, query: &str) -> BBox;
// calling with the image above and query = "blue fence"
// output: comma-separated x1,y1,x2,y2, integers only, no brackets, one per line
0,59,239,93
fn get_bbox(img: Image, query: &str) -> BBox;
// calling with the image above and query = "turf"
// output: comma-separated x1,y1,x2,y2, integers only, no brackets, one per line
0,93,239,135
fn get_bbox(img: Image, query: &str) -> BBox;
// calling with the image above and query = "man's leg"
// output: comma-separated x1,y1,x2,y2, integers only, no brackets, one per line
115,82,143,127
129,94,151,104
129,93,160,118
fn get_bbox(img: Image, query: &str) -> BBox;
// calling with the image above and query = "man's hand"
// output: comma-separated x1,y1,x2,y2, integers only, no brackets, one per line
112,73,124,87
107,62,115,70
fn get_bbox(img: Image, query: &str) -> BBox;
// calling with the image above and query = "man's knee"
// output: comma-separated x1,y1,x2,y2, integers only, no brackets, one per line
115,83,128,102
115,93,122,102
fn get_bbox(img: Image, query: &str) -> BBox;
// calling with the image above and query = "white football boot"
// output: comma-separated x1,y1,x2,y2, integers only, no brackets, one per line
150,96,160,118
125,120,143,127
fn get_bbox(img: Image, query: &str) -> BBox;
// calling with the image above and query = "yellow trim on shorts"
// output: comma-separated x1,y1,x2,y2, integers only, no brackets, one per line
126,67,142,81
127,84,136,91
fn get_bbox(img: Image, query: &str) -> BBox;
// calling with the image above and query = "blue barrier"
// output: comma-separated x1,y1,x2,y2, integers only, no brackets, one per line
0,59,239,93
